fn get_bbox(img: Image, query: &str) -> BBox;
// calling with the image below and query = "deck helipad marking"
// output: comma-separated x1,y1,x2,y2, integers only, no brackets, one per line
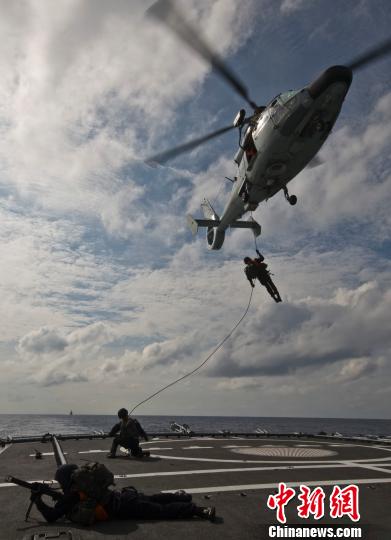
78,449,110,454
182,446,214,450
118,463,348,476
231,447,337,458
0,463,371,488
341,461,391,475
162,477,391,495
29,452,68,457
5,476,389,491
151,453,391,465
223,445,251,448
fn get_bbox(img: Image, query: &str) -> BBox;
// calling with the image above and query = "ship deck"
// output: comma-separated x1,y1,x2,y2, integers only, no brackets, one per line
1,433,391,539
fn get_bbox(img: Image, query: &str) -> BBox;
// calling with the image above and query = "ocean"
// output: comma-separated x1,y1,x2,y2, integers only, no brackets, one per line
1,414,390,439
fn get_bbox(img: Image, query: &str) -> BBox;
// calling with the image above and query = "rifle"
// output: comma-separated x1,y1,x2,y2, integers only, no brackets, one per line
5,475,64,521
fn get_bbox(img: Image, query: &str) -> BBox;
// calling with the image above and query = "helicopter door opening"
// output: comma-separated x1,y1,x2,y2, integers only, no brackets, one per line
242,127,257,168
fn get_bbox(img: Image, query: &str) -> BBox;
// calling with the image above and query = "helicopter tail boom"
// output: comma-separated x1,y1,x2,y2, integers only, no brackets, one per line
188,198,261,249
187,215,261,234
187,215,220,235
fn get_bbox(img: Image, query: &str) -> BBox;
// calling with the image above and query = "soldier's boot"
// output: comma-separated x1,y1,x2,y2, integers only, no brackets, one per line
194,506,216,522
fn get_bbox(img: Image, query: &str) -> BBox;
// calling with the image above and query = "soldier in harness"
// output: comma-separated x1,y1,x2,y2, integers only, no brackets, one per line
244,250,282,303
107,408,150,458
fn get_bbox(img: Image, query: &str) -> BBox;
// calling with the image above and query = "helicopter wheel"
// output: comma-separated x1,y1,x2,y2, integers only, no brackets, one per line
283,185,297,206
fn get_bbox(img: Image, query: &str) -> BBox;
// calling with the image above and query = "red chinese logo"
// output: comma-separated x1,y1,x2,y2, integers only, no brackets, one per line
267,483,296,524
267,483,360,524
330,485,360,522
297,486,325,519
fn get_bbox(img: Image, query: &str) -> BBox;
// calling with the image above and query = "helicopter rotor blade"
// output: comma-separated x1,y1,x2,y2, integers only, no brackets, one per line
346,37,391,72
146,123,239,165
147,0,259,110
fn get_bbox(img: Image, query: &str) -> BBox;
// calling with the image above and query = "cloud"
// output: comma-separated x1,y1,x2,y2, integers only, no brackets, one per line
280,0,312,14
207,280,390,379
34,369,89,387
16,321,117,386
335,357,380,383
1,2,390,417
17,327,68,356
0,0,257,232
216,377,263,390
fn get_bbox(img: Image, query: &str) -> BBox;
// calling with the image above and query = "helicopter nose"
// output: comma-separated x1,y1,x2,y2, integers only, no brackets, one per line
307,65,353,99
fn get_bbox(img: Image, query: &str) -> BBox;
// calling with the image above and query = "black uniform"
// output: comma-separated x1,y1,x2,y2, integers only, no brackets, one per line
244,254,282,303
109,417,148,457
34,487,199,522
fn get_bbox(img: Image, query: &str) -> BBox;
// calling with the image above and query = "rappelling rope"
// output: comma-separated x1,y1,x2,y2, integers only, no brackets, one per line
129,287,254,415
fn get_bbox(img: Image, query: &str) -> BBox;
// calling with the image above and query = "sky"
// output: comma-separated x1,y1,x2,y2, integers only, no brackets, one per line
0,0,390,418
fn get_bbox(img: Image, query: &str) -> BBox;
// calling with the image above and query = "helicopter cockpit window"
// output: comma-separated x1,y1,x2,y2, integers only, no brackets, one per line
271,90,299,126
278,90,299,105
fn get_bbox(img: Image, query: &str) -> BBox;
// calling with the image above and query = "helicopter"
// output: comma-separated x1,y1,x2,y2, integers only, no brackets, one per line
147,0,391,250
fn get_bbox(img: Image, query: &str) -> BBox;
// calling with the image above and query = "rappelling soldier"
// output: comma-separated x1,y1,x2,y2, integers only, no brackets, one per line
107,408,150,458
244,250,282,303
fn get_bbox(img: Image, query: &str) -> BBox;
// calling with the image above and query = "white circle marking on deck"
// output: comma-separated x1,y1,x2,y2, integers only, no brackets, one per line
231,447,337,458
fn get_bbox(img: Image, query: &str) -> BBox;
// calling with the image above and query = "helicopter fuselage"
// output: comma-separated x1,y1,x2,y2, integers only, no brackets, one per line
203,65,352,249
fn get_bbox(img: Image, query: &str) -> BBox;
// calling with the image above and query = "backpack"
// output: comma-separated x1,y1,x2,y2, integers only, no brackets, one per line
71,462,114,501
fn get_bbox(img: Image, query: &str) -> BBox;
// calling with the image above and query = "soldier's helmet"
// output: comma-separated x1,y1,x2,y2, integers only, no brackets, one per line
118,408,128,419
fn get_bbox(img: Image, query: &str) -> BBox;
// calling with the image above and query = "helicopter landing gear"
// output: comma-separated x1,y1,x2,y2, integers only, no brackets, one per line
283,185,297,206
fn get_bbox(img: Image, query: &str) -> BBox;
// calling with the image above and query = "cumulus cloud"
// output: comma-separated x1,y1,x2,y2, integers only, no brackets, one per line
207,281,390,379
280,0,312,14
17,327,68,356
16,321,117,386
216,377,263,390
104,333,200,375
335,357,380,383
0,0,257,229
1,2,390,416
34,369,89,387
